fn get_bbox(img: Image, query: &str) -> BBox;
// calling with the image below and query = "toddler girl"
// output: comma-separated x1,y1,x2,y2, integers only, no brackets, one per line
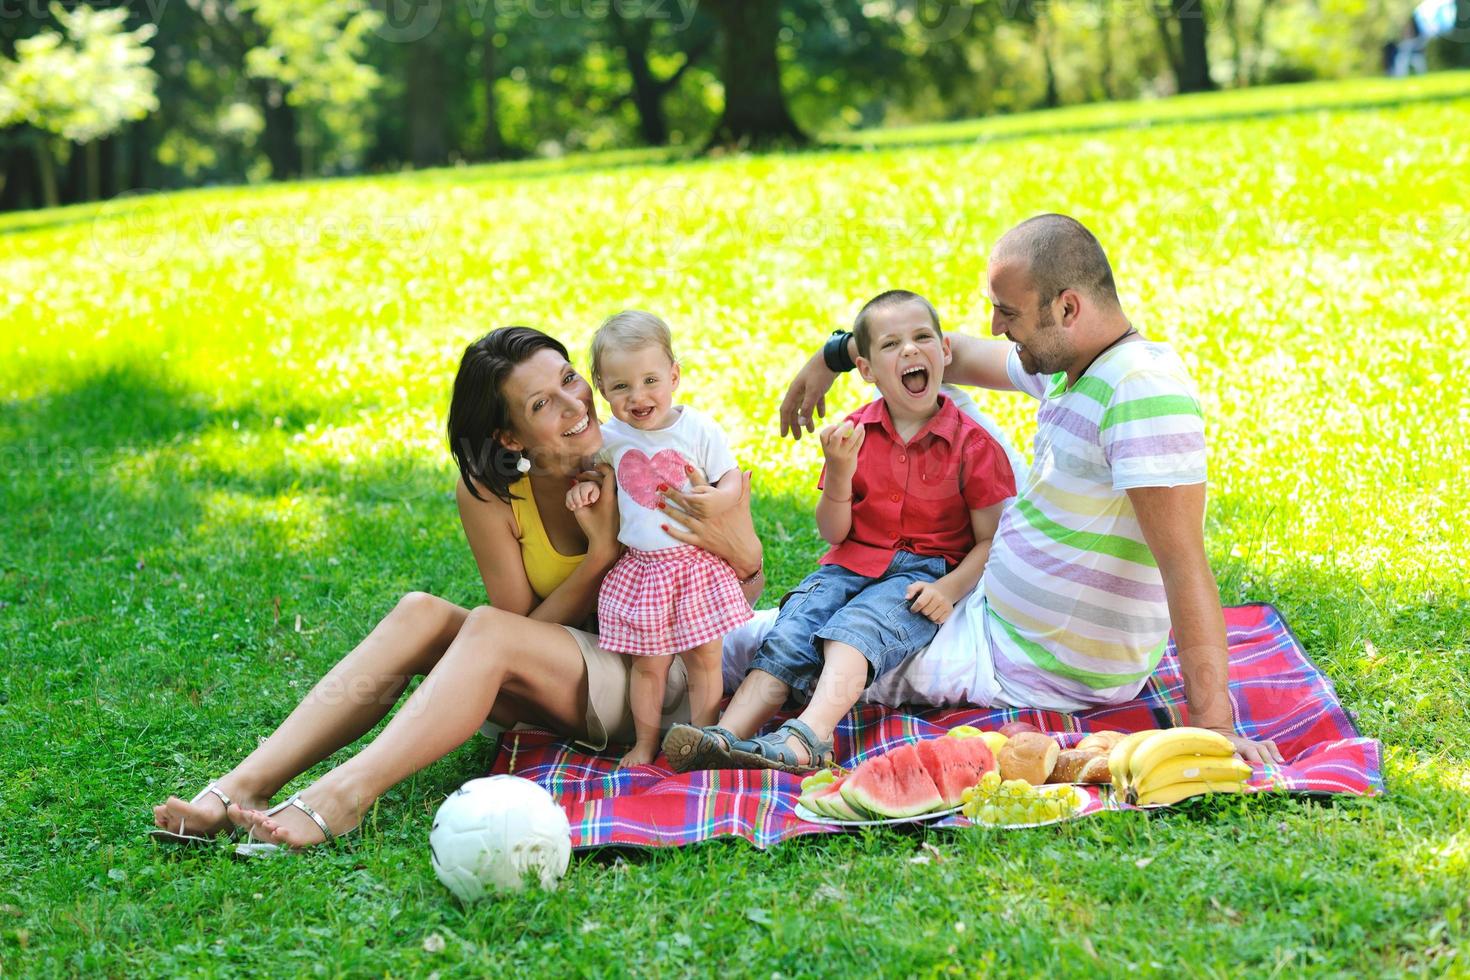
567,310,751,767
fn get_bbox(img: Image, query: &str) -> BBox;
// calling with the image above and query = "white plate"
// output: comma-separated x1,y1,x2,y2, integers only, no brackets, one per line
793,801,965,827
965,785,1092,829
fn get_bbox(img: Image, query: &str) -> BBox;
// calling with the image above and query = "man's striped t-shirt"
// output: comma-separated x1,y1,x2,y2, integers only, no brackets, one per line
982,341,1207,710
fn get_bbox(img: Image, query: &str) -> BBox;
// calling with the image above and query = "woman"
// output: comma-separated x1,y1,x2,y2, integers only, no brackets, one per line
149,327,764,850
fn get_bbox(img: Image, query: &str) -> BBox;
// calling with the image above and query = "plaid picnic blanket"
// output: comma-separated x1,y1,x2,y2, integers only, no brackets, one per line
488,603,1383,850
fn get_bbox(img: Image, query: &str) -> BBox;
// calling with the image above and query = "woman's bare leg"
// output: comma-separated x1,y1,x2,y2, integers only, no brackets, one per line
152,592,468,838
234,608,590,848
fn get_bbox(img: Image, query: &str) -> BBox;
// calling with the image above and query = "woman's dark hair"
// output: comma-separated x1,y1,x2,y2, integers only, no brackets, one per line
448,326,571,503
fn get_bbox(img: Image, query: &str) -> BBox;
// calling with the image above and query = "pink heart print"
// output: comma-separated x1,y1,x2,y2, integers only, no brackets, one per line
617,449,691,510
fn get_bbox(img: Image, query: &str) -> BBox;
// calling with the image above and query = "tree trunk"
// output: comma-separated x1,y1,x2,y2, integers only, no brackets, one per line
481,24,506,159
1039,13,1061,108
35,140,59,209
254,79,302,180
1172,0,1215,92
1247,0,1270,84
612,14,669,146
1099,0,1115,99
407,36,448,168
84,140,101,202
1153,6,1183,85
704,0,804,149
1454,0,1470,68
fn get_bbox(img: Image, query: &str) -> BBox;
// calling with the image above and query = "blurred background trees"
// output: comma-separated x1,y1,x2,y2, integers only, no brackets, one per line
1,0,1464,211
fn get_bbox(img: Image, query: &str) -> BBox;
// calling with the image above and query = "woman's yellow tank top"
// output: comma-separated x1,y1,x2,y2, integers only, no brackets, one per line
508,476,586,600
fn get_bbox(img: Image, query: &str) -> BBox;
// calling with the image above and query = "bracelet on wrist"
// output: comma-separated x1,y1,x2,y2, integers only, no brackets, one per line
822,330,856,373
737,559,764,587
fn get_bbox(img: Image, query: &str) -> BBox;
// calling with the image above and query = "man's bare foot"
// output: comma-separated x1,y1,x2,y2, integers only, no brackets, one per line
230,780,367,849
619,743,658,768
152,780,268,840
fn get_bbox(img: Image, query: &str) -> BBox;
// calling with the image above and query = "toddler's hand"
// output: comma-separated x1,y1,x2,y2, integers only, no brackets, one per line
905,581,954,624
666,483,735,520
566,480,601,511
819,419,865,477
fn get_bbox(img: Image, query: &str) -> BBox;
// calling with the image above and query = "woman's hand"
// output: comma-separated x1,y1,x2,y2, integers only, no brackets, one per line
570,463,620,560
661,467,762,581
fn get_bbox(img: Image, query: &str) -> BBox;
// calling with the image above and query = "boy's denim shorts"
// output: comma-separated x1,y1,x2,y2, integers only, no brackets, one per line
746,551,951,696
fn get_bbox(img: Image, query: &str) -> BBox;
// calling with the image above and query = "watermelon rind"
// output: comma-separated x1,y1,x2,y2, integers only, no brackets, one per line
841,750,945,818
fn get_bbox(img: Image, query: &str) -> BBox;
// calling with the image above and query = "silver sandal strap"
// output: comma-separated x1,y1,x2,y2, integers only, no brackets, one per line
283,794,335,844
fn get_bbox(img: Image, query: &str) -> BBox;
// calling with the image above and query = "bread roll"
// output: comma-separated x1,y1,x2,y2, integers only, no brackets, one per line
1077,754,1112,784
1076,730,1124,753
1049,748,1101,783
997,732,1060,785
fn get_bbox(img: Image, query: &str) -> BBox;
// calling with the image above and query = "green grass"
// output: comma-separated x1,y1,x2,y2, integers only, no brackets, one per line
2,74,1469,976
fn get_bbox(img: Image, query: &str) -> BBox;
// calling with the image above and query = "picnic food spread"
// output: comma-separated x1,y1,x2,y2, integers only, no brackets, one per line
796,725,1255,825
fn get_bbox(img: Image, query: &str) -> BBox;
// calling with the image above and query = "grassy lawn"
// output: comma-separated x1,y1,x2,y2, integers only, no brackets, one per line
3,73,1469,976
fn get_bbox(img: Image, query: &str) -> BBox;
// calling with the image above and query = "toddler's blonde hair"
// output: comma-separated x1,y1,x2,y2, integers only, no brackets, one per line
590,309,676,389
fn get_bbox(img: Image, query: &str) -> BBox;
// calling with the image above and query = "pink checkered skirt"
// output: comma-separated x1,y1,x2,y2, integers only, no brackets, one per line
597,546,753,657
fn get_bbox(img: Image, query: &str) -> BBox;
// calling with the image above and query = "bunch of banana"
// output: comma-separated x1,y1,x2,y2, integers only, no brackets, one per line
1108,727,1253,805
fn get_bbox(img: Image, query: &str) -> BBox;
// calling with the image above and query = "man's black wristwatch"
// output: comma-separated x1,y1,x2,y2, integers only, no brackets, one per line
822,330,856,373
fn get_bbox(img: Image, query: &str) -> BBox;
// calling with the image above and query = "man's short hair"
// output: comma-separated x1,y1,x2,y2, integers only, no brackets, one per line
853,290,941,359
994,214,1120,308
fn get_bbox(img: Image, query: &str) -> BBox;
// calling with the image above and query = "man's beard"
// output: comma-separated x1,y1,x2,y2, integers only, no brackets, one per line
1019,306,1067,375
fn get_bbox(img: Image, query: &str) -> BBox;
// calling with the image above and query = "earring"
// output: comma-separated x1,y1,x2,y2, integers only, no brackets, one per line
516,455,531,474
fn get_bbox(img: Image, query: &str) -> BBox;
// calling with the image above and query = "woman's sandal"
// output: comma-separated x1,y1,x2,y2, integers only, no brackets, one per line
727,719,835,775
232,793,356,859
148,781,239,846
661,724,742,773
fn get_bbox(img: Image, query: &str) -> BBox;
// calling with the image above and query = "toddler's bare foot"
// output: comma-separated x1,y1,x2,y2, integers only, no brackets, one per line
619,743,658,768
152,779,268,840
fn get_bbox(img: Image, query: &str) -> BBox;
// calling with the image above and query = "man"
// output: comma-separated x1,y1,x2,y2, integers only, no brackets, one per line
775,214,1283,765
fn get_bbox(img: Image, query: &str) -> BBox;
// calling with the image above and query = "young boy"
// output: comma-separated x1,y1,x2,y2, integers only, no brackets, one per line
666,290,1016,773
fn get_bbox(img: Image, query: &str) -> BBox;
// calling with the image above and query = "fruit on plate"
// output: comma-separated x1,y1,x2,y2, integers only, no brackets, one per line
998,721,1042,738
1109,727,1251,804
1133,755,1252,798
961,771,1081,826
1107,730,1159,793
1048,748,1110,784
979,731,1009,757
946,725,985,739
1076,730,1125,753
800,774,867,820
917,735,997,806
840,745,945,818
800,769,836,793
1136,779,1248,807
996,732,1059,785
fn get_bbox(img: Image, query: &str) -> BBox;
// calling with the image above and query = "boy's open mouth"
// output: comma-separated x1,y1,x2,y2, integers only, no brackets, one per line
630,405,656,421
900,364,929,395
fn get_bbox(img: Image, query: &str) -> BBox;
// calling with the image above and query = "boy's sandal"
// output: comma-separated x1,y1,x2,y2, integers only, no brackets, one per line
148,781,238,846
232,793,354,859
728,719,835,775
662,724,742,773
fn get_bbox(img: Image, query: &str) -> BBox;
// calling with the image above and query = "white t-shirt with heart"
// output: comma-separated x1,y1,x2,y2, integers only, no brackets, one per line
600,406,739,553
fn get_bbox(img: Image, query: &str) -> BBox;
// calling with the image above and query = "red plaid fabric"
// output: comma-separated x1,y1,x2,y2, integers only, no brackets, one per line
492,604,1384,850
598,546,753,656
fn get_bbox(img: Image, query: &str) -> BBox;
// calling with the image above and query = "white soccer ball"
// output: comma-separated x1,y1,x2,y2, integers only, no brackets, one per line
429,775,572,902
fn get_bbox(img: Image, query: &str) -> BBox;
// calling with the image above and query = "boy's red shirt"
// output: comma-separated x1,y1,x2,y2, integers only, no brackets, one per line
817,395,1016,577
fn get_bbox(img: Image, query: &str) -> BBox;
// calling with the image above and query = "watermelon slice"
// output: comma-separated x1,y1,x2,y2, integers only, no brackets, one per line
916,736,997,807
803,775,867,821
840,749,945,818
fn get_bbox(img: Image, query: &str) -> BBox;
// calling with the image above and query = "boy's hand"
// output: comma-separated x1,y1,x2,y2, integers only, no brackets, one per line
906,580,955,624
819,420,865,478
566,480,601,511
